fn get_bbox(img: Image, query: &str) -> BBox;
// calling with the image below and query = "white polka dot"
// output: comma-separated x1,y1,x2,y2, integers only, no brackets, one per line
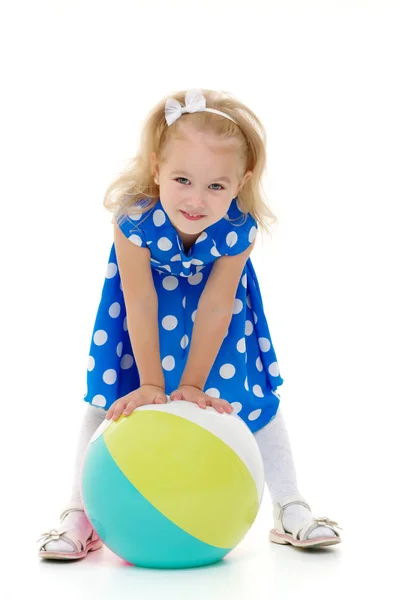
220,363,236,379
249,226,257,243
211,246,221,257
116,342,123,357
233,299,243,314
162,276,179,291
158,237,173,251
109,302,121,318
128,211,143,221
259,337,271,352
191,309,197,322
162,355,175,371
253,384,264,398
123,317,128,331
93,330,108,345
121,354,134,369
192,259,204,266
87,356,95,371
188,272,203,285
256,357,263,372
182,296,186,308
248,408,262,421
253,310,258,324
159,264,172,273
244,376,249,391
268,362,280,377
245,320,254,335
181,334,189,349
92,395,106,408
153,209,166,227
195,232,208,244
236,337,246,353
230,401,242,414
103,369,117,384
246,294,252,309
204,388,220,398
241,273,247,288
129,234,143,247
226,231,238,248
171,253,181,262
106,263,118,278
151,257,161,264
182,261,191,268
162,315,178,330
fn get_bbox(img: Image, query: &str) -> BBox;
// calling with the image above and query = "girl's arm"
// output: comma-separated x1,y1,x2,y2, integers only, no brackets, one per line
179,309,231,390
114,223,165,389
179,240,256,389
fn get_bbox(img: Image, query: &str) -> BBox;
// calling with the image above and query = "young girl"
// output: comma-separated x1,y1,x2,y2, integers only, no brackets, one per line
37,88,342,560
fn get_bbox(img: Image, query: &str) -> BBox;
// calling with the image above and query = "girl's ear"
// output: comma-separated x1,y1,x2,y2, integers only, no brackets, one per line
151,152,159,178
236,170,252,195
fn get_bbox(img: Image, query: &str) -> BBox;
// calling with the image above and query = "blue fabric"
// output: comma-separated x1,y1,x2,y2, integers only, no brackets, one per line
84,196,283,433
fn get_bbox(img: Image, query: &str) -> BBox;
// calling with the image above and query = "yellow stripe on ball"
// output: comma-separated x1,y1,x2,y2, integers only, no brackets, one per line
104,410,259,549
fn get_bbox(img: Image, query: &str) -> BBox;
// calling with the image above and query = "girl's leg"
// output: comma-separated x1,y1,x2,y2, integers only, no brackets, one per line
254,406,335,540
41,404,106,554
65,404,106,508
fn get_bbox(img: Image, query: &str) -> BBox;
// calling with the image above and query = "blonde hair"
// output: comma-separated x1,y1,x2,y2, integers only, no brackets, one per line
104,88,278,240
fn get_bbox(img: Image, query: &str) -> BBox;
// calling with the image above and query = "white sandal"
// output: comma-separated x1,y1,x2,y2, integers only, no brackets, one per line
37,502,103,560
269,494,342,548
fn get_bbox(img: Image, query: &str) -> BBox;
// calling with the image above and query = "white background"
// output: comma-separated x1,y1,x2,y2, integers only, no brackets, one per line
1,1,399,598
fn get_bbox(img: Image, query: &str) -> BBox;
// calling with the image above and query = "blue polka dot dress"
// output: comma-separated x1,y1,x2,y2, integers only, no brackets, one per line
84,196,283,433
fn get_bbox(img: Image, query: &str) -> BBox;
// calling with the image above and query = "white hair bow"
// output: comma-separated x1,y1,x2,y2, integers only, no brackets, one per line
165,88,237,126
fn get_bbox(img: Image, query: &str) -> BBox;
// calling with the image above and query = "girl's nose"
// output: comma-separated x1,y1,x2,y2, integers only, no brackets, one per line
186,195,206,208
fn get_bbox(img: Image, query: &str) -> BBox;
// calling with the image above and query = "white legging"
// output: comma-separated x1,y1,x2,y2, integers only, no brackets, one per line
66,403,300,509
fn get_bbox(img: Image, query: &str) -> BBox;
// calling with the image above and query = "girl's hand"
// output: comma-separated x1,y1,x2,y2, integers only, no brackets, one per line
170,385,234,414
105,385,167,421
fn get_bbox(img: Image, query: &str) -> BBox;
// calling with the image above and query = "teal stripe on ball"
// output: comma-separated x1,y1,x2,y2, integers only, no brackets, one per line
81,433,232,569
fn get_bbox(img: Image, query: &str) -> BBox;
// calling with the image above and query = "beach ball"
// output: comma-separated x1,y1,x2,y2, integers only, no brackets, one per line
80,399,265,569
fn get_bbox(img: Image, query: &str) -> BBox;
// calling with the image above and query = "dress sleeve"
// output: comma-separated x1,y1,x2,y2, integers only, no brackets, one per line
115,209,148,248
220,211,258,256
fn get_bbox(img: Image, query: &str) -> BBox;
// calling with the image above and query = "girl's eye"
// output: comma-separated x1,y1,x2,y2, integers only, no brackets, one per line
175,178,224,191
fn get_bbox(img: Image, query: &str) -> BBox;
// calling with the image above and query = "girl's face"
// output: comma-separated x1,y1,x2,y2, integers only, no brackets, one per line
151,125,251,250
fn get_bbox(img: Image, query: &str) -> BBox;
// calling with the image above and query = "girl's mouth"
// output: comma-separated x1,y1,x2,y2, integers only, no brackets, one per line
181,211,206,221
